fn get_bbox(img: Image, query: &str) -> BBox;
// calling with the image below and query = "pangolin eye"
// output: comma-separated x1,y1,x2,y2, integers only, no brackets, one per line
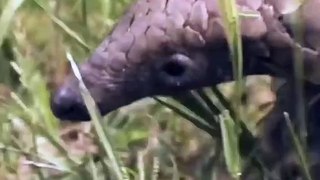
156,53,197,87
160,54,191,77
161,60,186,77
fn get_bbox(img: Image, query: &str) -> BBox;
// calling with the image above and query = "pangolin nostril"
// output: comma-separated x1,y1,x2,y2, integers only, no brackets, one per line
51,89,76,114
51,87,90,121
161,61,186,77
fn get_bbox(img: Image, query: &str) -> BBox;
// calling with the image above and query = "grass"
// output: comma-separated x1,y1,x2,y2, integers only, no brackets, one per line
0,0,312,179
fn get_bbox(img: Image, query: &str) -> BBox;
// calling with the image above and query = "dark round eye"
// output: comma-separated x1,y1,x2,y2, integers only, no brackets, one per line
159,54,192,78
161,60,186,77
156,53,200,87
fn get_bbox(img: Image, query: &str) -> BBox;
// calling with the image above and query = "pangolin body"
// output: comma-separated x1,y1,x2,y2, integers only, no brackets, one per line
51,0,320,121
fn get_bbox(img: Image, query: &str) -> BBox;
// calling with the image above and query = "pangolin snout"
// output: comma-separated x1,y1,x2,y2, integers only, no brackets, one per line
51,85,91,121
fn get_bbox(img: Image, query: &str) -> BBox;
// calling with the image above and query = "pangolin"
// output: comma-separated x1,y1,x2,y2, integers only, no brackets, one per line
50,0,320,121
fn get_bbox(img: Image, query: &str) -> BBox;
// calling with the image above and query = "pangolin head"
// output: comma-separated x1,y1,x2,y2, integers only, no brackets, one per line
51,0,319,121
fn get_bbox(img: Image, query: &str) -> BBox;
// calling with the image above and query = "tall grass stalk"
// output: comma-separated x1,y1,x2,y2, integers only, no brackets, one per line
291,4,307,150
218,0,244,123
0,0,25,47
33,0,90,51
219,110,241,180
67,52,126,180
218,1,244,178
284,112,312,180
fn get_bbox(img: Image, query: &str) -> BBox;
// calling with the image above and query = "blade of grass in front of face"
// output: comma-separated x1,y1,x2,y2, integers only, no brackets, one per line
154,97,218,137
291,6,307,152
219,110,241,179
206,86,237,121
209,85,257,158
67,52,125,180
173,92,218,124
284,112,312,180
218,0,244,124
0,0,25,47
196,89,220,115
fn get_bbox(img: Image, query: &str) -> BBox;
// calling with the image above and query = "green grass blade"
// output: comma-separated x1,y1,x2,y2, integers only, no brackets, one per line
218,0,244,123
0,0,25,47
196,89,220,115
100,0,111,19
81,0,88,28
291,7,307,150
211,86,235,117
154,97,218,137
219,110,241,179
89,157,99,180
33,0,90,51
67,52,125,180
173,92,217,125
284,112,312,180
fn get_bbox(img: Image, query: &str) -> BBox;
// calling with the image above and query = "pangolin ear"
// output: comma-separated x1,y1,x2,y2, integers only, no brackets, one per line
267,0,302,14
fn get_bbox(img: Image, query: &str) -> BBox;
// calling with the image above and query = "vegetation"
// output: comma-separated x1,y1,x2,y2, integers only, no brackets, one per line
0,0,309,179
